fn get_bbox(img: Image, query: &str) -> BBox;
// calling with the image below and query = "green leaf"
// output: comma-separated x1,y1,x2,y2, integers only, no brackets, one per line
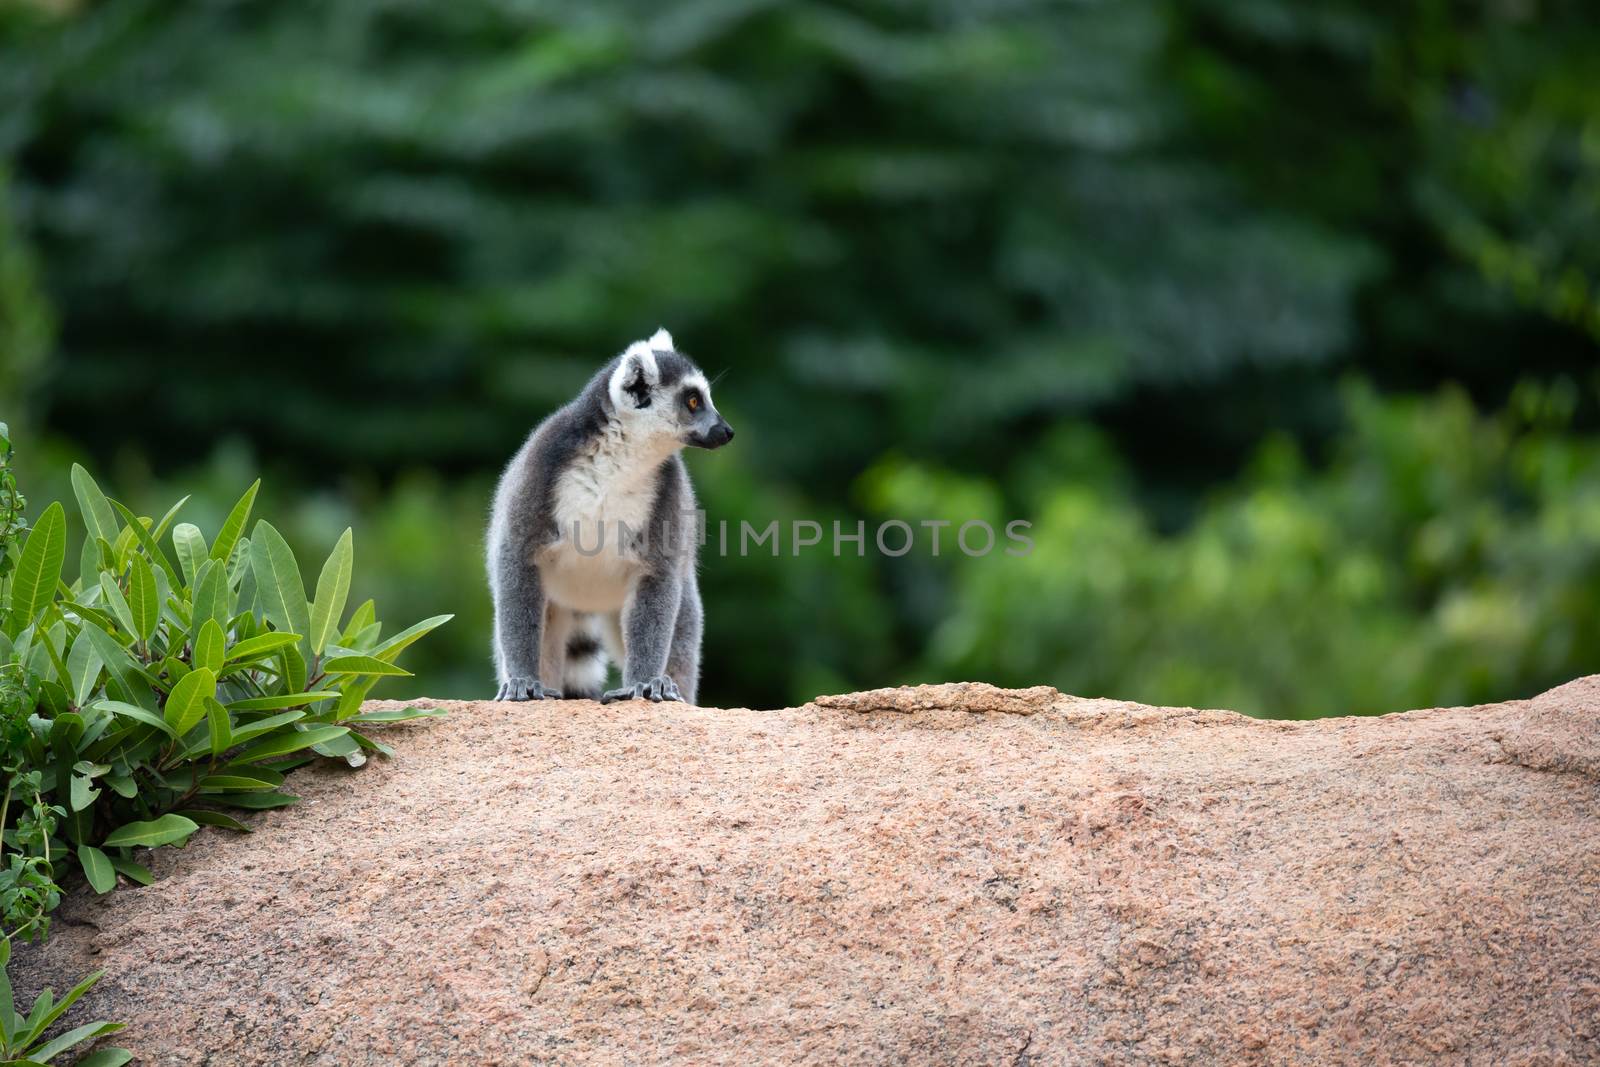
110,524,140,571
341,598,377,644
348,621,382,649
333,676,376,721
232,725,351,763
77,846,116,894
4,501,65,638
346,706,447,723
107,857,152,886
65,630,103,708
70,464,119,550
34,617,69,694
369,614,453,663
321,655,412,677
281,643,307,693
235,542,258,616
85,723,152,761
89,700,177,738
151,563,175,628
127,554,159,643
308,528,353,657
164,592,191,631
97,573,137,637
193,619,226,674
158,656,191,684
199,772,282,792
172,523,208,588
225,691,336,712
225,709,307,744
49,704,84,745
210,479,260,564
222,632,302,663
68,773,99,813
78,535,98,593
0,937,11,1045
25,1020,125,1063
189,559,229,648
103,773,138,799
162,668,216,737
74,1050,134,1067
77,621,156,710
311,730,362,759
109,499,181,587
149,495,190,544
257,755,317,774
101,814,200,849
31,628,68,697
214,791,299,810
176,809,252,833
249,521,311,659
350,730,396,759
205,696,232,757
58,597,115,634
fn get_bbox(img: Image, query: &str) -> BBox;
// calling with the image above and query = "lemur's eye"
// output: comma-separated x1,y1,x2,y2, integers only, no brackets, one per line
685,391,701,412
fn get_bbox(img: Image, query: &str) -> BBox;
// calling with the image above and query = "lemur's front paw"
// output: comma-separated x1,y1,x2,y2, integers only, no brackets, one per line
495,677,563,702
600,674,684,704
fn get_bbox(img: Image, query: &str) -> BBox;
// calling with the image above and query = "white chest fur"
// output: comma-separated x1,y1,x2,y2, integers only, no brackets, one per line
537,423,672,613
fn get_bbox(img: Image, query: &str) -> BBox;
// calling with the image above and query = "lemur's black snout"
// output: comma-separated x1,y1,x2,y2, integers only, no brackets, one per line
692,418,735,450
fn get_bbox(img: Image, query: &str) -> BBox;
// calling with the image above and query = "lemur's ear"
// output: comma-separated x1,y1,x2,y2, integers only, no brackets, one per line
608,341,660,411
648,327,674,351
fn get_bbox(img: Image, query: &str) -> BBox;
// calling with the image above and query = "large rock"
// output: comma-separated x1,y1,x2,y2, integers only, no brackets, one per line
17,680,1600,1065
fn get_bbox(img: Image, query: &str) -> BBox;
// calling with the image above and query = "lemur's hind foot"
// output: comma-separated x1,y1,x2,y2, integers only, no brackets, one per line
496,677,563,701
600,674,683,703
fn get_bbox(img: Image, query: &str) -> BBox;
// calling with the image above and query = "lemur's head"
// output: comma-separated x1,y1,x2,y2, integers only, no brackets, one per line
606,328,735,450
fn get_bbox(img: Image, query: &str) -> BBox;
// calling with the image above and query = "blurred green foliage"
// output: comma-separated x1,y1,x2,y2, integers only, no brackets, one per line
0,0,1596,715
868,380,1600,715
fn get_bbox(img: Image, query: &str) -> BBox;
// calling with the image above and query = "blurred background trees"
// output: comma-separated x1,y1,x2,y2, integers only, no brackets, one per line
0,0,1595,716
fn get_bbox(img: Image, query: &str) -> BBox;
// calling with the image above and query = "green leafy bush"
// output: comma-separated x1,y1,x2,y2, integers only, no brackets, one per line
0,459,449,1062
0,464,449,909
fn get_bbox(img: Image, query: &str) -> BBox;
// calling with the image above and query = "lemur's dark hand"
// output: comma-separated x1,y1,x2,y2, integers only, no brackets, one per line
600,674,683,704
496,677,563,701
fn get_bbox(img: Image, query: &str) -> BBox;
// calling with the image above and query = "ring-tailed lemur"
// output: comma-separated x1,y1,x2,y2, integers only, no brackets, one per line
487,329,734,704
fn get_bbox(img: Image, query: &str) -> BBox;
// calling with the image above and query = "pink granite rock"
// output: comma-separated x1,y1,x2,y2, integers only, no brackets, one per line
16,679,1600,1065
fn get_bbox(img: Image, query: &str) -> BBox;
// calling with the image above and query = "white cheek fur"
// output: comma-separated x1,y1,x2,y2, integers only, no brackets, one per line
629,400,684,440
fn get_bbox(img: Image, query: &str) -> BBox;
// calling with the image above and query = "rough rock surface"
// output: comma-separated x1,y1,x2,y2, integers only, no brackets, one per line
16,678,1600,1066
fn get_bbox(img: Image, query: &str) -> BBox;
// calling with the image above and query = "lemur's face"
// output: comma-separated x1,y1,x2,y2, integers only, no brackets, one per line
608,329,735,450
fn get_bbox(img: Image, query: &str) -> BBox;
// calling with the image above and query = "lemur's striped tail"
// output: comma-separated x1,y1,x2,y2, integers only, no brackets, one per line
562,613,609,700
